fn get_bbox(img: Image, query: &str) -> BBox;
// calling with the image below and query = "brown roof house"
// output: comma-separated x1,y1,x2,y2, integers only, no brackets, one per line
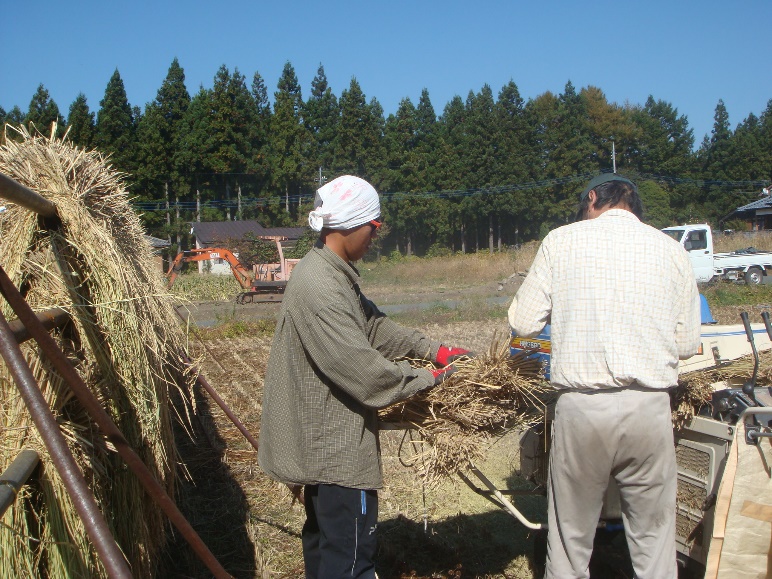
189,220,307,275
145,235,170,273
727,188,772,231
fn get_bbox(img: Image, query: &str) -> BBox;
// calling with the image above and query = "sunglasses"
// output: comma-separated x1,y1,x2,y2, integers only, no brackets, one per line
369,219,382,230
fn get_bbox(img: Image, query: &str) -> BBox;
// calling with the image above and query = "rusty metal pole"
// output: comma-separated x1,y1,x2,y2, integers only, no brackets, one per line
0,265,232,579
8,307,69,344
0,449,40,518
0,309,133,578
0,172,57,217
180,353,262,453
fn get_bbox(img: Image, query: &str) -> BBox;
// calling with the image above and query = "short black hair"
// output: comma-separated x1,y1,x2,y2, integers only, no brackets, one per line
576,178,643,221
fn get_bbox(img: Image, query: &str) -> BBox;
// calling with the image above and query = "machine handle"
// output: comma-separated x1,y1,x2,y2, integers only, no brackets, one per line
762,311,772,341
741,312,753,343
740,312,760,400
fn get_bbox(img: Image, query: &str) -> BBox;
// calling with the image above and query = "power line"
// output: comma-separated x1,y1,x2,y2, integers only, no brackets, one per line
130,172,771,212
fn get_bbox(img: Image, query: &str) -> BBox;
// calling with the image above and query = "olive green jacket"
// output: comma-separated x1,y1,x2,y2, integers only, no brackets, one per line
257,245,439,489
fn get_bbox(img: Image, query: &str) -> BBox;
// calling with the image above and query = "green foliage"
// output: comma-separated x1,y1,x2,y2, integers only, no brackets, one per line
287,228,317,259
66,93,96,148
95,69,137,174
388,249,405,262
638,180,672,228
270,61,311,218
7,61,769,260
425,243,453,258
723,218,750,232
26,84,65,137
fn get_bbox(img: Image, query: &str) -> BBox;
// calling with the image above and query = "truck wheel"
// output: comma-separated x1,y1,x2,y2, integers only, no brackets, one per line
745,267,764,285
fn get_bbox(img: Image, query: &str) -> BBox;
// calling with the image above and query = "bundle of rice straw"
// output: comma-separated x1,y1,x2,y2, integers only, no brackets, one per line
671,371,715,430
379,337,551,486
0,125,192,577
672,349,772,430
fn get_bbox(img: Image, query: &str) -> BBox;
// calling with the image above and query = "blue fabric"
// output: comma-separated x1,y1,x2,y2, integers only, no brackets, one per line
700,294,716,324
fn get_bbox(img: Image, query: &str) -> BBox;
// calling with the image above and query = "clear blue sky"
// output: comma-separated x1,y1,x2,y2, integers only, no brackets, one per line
2,0,770,151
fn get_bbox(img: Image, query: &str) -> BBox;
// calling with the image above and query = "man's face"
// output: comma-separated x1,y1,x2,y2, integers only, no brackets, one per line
343,221,380,262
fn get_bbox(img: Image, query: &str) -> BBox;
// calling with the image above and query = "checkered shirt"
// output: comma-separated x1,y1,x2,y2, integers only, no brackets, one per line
508,209,701,390
258,245,439,489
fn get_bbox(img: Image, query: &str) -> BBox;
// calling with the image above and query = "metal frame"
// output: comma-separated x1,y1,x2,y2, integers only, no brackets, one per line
0,172,232,578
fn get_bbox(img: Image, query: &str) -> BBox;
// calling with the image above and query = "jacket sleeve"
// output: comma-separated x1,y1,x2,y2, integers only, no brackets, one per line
508,239,552,338
359,293,441,361
292,300,435,410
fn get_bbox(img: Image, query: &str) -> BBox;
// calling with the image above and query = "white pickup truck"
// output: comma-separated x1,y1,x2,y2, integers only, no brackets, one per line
662,224,772,284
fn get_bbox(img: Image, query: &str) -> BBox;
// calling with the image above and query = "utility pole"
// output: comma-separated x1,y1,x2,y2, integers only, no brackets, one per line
611,138,617,173
318,167,326,188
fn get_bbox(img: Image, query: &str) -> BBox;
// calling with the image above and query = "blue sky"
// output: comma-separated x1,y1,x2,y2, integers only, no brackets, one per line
2,0,770,150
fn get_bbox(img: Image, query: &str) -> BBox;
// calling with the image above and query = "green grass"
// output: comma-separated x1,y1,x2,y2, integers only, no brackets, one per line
169,273,243,301
388,299,509,326
701,281,772,307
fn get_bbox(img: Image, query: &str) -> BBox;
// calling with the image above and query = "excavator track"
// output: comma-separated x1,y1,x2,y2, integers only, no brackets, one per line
235,281,287,304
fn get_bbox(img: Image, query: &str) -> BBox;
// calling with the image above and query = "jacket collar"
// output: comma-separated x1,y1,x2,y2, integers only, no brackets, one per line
315,244,361,284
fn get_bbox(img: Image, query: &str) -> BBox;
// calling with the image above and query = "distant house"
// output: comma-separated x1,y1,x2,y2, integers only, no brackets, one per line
189,220,307,275
728,192,772,231
145,235,170,273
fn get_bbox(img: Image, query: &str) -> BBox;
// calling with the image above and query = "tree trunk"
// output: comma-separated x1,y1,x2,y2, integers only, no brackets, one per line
407,233,412,256
489,214,494,254
285,185,289,213
196,187,201,222
225,182,231,221
165,182,171,246
461,221,467,254
497,218,502,252
175,193,180,250
237,183,242,221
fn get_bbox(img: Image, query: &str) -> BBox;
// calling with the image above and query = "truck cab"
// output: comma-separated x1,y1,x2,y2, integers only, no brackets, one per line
662,224,715,282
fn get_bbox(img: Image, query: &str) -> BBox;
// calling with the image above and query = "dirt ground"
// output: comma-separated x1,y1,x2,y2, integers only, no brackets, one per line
163,276,646,578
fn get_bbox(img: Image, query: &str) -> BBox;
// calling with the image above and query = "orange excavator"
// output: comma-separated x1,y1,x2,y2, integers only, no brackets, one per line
166,241,299,303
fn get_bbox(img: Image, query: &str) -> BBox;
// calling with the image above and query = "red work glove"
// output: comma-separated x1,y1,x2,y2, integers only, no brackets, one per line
435,345,471,366
430,365,456,385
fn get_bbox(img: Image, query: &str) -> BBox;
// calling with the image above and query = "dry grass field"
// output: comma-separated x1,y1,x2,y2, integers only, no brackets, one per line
162,236,772,578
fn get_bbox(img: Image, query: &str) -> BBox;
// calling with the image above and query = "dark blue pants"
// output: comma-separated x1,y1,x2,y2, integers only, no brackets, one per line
302,484,378,579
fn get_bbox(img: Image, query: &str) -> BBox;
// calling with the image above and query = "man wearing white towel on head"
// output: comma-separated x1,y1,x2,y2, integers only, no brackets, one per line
258,175,470,578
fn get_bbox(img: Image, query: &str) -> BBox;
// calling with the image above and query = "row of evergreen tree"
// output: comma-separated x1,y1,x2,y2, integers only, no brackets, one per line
2,58,770,257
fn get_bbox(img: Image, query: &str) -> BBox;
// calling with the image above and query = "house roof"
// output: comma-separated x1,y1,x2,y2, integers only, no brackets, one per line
145,235,170,248
734,196,772,214
190,220,306,245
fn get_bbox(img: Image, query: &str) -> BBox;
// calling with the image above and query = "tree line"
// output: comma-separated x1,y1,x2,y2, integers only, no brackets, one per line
2,58,771,258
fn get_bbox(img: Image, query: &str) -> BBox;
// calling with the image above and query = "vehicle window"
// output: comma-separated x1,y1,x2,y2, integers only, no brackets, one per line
663,229,684,242
686,230,707,251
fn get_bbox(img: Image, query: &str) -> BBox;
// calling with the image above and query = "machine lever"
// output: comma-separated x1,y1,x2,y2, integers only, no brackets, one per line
762,311,772,341
740,312,760,403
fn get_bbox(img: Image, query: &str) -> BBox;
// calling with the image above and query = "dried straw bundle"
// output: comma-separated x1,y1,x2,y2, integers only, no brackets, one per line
672,349,772,430
379,338,550,486
0,126,191,577
672,372,715,430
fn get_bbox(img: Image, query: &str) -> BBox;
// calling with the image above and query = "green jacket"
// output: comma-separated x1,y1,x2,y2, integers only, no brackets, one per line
257,244,439,489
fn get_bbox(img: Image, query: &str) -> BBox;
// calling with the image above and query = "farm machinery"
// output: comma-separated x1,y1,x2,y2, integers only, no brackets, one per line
477,304,772,576
165,240,299,303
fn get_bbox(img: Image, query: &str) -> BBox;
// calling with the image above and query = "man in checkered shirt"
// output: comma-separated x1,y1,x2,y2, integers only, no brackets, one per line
258,175,468,578
508,174,701,579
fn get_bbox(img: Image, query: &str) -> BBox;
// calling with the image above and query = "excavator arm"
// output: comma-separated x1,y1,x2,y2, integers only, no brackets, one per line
166,248,253,290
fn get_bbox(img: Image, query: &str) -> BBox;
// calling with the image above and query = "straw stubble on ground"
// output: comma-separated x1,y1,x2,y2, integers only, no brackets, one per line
179,321,546,578
176,306,745,578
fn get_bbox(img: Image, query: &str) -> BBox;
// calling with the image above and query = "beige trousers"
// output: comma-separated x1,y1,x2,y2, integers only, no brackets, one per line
545,388,678,579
